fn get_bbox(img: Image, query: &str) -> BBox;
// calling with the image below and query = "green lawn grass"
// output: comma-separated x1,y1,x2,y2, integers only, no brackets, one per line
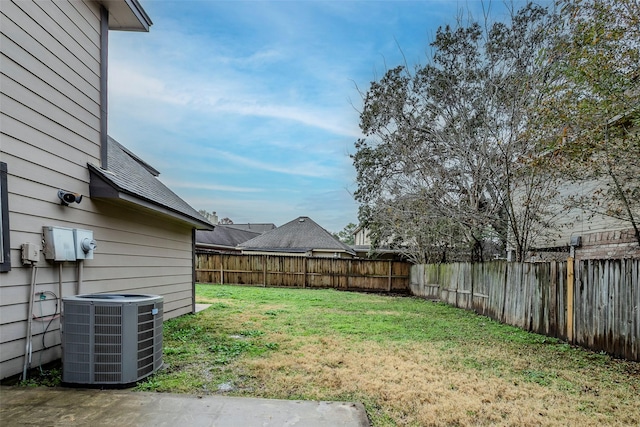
136,284,640,426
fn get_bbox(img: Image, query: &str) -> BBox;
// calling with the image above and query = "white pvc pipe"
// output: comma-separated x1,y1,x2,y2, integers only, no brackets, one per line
22,264,38,381
77,260,83,295
58,263,63,311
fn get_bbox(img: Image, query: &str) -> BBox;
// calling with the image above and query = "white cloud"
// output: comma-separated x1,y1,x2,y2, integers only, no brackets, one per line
160,179,262,193
204,148,341,179
110,62,360,138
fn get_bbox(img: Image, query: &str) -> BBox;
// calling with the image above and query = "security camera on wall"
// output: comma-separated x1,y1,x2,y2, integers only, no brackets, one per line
58,189,83,206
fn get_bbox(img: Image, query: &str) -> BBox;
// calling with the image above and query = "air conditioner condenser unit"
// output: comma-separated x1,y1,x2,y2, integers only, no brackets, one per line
62,294,163,387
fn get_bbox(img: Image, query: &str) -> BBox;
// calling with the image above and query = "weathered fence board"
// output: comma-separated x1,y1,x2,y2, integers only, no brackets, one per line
410,259,639,361
196,253,411,293
573,258,640,360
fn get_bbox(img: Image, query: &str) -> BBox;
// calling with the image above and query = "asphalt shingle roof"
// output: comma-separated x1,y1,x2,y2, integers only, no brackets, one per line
88,137,212,229
224,223,276,234
239,216,355,255
196,226,260,248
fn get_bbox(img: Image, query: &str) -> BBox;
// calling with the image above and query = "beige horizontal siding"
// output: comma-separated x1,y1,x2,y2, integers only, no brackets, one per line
2,58,100,129
0,350,41,383
53,0,101,46
1,320,56,346
0,96,100,165
164,291,194,314
1,144,93,189
13,0,100,63
532,179,631,249
0,33,99,111
0,39,98,114
82,266,191,282
0,273,78,305
2,78,100,145
0,332,61,366
1,1,100,89
0,273,192,305
79,253,192,269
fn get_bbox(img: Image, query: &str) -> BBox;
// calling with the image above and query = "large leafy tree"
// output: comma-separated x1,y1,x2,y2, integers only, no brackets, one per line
353,3,560,262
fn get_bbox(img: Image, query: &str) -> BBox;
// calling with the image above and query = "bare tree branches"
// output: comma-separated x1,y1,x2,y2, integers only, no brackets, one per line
353,3,561,262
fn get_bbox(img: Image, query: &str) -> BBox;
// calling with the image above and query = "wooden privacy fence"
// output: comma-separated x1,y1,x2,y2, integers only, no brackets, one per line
196,253,411,292
410,259,639,361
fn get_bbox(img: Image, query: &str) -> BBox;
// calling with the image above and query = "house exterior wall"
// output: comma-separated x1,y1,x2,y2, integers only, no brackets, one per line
0,0,194,380
574,228,640,260
521,177,639,261
530,179,632,250
354,227,371,246
529,227,640,261
310,250,353,258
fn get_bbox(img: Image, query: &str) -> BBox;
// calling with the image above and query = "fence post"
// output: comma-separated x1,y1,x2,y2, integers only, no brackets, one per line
550,261,558,337
567,257,574,343
388,260,392,292
471,262,475,311
303,257,307,288
220,260,224,284
263,255,267,287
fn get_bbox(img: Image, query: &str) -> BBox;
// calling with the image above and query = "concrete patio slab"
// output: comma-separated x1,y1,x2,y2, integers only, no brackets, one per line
194,303,211,313
0,386,370,427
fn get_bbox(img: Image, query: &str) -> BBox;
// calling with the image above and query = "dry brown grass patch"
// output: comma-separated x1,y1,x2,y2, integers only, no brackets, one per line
239,337,638,426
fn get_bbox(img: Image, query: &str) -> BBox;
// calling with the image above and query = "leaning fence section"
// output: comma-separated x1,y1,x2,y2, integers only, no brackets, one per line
410,259,638,361
196,253,411,293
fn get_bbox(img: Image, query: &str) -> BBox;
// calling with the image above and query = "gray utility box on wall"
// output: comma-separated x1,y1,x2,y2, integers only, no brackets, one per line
62,294,163,387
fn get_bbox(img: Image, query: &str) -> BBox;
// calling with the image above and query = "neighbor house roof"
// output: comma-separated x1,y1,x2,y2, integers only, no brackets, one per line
88,137,213,229
239,216,356,255
224,223,277,234
196,226,260,251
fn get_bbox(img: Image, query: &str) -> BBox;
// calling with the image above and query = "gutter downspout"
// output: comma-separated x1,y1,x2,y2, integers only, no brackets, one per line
100,5,109,169
192,228,196,314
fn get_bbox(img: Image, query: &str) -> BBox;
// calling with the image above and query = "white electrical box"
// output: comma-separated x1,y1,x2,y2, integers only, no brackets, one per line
21,243,40,263
74,228,96,259
43,226,76,261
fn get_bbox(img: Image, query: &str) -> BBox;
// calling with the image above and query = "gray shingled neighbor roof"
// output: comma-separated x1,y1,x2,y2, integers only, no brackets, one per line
224,223,276,234
239,216,356,255
88,137,213,229
196,226,260,250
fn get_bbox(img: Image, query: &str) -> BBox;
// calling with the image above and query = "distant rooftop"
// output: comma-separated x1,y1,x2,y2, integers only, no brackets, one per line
196,225,260,250
224,223,276,234
239,216,355,255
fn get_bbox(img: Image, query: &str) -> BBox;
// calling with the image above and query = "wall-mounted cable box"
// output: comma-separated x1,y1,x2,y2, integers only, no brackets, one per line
21,243,40,263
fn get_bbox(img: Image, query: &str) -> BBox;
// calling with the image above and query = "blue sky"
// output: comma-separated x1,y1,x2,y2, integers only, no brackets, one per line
107,0,510,232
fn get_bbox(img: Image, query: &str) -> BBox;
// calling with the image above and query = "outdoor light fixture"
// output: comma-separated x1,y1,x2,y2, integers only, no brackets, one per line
58,189,83,206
